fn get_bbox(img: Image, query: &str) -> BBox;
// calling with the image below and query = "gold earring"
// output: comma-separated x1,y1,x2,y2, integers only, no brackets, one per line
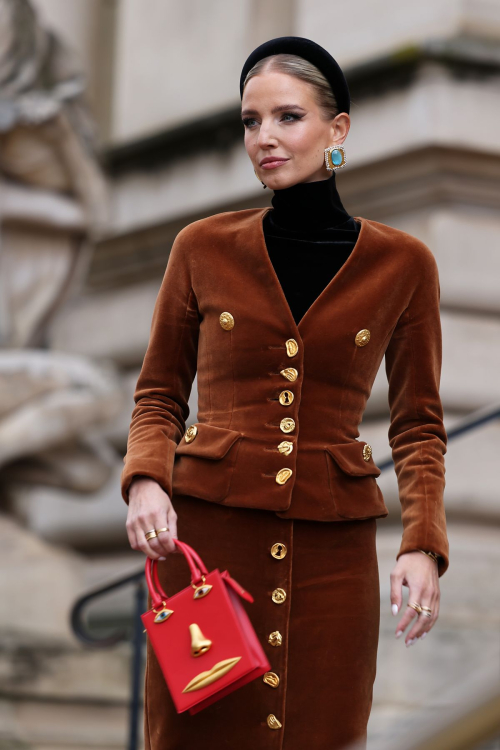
254,169,267,189
324,144,347,171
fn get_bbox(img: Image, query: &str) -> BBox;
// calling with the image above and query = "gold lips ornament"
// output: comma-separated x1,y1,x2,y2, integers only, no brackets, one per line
182,656,242,693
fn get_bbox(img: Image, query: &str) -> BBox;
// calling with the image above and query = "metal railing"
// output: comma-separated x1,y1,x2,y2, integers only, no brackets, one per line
70,569,147,750
70,400,500,750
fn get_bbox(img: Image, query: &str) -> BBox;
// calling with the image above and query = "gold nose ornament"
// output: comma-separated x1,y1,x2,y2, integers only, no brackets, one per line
219,312,235,330
355,329,371,346
189,623,212,657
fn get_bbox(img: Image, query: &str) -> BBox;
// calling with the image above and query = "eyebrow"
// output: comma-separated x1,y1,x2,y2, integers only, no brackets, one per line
241,104,307,117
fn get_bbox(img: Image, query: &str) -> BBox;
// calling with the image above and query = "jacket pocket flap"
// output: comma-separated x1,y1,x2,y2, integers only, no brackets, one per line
175,424,243,460
325,441,381,477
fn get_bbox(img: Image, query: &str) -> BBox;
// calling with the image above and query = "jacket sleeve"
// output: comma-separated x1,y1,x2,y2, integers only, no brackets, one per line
384,245,449,577
120,226,200,504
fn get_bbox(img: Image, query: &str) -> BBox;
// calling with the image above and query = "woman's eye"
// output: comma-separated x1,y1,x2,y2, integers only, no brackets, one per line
242,113,302,129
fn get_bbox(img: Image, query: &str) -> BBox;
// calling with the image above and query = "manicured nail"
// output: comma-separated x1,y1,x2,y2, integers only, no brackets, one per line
392,604,399,616
395,630,403,638
406,638,416,647
159,556,166,561
421,632,428,639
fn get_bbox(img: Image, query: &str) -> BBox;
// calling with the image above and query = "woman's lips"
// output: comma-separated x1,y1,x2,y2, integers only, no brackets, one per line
261,159,289,170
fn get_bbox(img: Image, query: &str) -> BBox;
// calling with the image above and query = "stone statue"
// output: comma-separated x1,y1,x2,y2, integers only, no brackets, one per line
0,0,123,519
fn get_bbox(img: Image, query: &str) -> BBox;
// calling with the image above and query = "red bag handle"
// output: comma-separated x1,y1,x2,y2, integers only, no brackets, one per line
145,539,206,608
176,540,208,576
180,541,255,603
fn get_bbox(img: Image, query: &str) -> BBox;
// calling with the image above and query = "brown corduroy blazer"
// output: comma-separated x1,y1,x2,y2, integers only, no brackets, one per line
121,207,449,576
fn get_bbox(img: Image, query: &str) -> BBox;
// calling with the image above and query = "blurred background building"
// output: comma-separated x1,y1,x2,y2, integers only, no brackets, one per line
0,0,499,748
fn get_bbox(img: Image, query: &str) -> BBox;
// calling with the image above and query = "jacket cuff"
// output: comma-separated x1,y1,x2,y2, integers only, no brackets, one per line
397,535,449,578
120,438,177,505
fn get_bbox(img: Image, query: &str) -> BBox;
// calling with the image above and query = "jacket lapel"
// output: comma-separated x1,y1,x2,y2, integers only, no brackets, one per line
252,207,371,340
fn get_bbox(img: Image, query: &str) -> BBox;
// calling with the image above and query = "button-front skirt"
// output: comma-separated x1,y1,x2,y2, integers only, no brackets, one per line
143,494,380,750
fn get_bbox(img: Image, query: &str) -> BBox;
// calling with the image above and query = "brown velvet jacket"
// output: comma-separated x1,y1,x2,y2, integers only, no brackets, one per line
121,207,449,576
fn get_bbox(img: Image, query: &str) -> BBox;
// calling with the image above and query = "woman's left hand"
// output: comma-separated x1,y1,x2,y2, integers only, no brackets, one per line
390,551,440,647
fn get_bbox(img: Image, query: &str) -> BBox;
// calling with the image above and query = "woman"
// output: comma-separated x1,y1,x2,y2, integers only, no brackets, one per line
121,36,449,750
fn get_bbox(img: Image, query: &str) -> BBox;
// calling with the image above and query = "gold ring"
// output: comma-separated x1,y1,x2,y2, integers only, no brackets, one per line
155,527,169,534
407,601,422,613
420,606,432,612
421,611,432,618
145,530,158,541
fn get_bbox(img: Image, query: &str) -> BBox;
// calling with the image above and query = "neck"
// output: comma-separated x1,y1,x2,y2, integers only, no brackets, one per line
269,172,352,231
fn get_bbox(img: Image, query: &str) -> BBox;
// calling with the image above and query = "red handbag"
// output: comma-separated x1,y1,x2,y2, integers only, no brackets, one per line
142,538,271,715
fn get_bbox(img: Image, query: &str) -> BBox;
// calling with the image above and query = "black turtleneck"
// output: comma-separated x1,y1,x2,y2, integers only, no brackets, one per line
262,171,361,326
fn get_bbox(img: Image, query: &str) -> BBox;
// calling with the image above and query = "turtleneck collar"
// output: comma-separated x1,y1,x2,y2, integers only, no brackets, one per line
268,171,352,231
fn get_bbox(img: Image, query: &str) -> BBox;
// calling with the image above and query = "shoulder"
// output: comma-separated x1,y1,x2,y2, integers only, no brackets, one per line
361,216,439,276
174,207,265,246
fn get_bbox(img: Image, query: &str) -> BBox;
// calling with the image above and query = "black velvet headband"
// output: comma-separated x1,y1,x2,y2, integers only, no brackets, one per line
239,36,350,115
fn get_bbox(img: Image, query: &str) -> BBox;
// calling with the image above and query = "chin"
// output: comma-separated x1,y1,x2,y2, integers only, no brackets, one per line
263,172,302,190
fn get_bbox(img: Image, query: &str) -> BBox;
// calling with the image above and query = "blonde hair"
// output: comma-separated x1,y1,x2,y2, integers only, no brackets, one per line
242,53,339,121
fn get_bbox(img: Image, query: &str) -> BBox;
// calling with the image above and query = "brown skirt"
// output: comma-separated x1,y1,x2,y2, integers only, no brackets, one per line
143,495,381,750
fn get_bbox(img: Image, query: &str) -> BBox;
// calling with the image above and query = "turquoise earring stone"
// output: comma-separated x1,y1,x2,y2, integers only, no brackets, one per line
331,149,343,166
324,145,347,171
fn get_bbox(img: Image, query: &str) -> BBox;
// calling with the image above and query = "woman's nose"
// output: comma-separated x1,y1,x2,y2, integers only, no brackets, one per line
256,121,278,148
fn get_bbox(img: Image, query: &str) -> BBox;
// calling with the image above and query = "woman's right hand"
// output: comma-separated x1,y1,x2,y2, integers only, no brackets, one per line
126,476,180,559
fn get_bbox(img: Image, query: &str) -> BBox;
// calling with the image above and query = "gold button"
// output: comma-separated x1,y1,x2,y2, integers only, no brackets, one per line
263,671,280,688
355,329,370,346
267,714,282,729
184,425,198,443
285,338,298,357
280,367,298,381
276,468,292,485
363,444,373,461
270,542,287,559
280,418,295,433
271,588,287,604
268,631,283,646
219,312,234,330
277,440,293,455
278,389,294,406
